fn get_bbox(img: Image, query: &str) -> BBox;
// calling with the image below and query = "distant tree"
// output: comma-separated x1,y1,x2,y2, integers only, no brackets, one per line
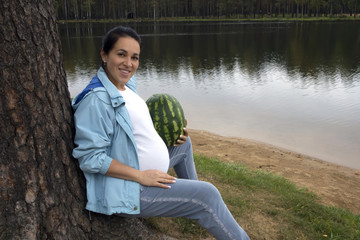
53,0,358,19
0,1,167,239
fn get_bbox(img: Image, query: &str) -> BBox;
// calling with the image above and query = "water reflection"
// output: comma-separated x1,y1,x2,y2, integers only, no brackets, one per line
59,22,360,170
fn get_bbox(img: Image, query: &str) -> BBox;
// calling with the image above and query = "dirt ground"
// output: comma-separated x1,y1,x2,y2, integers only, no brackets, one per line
189,129,360,215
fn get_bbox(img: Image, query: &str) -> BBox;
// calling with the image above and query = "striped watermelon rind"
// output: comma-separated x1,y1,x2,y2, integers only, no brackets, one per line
146,94,186,147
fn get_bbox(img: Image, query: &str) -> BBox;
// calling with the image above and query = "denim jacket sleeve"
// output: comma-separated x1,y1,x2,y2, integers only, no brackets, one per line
72,89,114,175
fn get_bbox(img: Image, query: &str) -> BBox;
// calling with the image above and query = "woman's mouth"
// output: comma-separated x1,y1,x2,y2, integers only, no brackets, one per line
119,69,131,77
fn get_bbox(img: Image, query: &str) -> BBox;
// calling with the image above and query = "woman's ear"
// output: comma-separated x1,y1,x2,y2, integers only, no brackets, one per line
100,50,107,63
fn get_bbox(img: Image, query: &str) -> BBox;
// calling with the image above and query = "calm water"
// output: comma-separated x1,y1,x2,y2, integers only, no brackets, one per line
59,22,360,170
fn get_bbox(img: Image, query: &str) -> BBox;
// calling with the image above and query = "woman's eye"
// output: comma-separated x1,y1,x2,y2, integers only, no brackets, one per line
132,56,139,61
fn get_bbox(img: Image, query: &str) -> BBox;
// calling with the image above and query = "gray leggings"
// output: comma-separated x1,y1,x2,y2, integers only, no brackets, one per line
125,137,250,240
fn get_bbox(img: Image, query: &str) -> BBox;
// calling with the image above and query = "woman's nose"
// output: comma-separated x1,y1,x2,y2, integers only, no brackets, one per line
123,57,132,67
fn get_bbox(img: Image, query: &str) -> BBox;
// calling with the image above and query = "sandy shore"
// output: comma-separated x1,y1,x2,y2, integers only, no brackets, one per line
189,129,360,215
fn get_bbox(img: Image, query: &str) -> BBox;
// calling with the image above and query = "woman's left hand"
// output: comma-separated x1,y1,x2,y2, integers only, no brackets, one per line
174,127,188,146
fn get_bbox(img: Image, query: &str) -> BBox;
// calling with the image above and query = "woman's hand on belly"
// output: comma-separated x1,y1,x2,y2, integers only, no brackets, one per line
138,170,176,189
107,159,175,189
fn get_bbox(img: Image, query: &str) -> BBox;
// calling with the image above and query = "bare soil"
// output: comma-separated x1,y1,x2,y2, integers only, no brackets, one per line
189,129,360,215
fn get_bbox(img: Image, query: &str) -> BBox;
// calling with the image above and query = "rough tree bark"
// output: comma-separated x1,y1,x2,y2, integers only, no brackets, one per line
0,1,169,239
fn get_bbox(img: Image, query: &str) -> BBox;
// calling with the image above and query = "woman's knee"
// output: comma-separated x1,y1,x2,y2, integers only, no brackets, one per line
196,181,222,202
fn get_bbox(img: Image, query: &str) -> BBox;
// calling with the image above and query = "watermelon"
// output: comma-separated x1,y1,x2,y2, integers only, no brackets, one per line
146,94,186,147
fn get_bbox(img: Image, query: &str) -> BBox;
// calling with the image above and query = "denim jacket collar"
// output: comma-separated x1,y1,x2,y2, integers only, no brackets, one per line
97,67,125,108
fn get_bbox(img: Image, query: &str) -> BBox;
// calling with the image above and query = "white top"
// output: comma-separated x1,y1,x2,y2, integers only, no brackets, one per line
120,87,170,173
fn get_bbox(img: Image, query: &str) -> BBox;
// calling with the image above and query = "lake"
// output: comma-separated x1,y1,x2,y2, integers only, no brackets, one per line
59,21,360,170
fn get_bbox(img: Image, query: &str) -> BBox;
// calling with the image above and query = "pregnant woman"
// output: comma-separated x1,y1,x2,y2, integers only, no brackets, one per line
72,25,250,240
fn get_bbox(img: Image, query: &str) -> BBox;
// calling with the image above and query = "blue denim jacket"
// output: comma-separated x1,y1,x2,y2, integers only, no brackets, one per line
72,67,140,215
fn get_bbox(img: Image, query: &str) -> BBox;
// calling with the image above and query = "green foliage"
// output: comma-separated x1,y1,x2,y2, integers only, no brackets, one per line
54,0,359,20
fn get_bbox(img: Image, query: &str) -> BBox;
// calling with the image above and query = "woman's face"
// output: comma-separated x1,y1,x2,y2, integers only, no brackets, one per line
101,36,140,90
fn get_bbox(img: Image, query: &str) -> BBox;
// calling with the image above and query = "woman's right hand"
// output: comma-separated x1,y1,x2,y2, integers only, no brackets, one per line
138,170,176,189
106,159,176,189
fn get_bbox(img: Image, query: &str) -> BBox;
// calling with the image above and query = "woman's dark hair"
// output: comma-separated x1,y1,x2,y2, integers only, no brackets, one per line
101,26,142,67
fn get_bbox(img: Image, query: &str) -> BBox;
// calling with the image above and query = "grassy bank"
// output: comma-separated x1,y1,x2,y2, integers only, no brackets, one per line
144,154,360,239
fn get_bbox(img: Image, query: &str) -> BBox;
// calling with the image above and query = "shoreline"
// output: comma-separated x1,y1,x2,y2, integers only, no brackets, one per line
57,16,360,24
189,129,360,214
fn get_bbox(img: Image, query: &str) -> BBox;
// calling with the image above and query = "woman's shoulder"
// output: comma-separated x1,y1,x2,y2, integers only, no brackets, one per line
72,87,112,111
91,88,113,105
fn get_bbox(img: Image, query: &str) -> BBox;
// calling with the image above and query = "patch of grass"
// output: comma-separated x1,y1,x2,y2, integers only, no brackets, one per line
144,154,360,239
143,216,209,239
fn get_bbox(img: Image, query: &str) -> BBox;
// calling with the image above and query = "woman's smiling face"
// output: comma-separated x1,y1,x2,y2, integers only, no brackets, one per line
101,36,140,90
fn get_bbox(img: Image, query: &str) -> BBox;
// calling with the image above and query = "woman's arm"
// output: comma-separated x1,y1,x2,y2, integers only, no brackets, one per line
106,159,176,189
74,92,175,189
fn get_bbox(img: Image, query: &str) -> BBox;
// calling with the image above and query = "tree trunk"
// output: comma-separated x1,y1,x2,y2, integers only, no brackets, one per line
355,0,358,18
0,1,169,239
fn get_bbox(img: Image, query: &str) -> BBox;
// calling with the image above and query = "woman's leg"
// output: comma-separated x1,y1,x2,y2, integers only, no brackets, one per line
127,137,250,239
137,179,250,240
168,137,198,180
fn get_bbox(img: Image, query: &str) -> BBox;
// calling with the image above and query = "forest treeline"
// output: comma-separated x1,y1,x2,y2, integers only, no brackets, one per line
55,0,358,20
